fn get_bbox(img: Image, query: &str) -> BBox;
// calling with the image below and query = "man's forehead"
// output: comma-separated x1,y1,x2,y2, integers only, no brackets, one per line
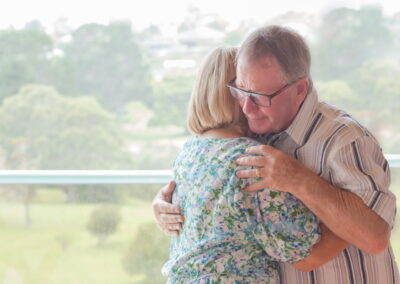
237,54,278,70
236,55,284,82
235,55,286,91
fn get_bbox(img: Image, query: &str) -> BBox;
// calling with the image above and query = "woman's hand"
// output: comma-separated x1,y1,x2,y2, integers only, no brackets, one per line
152,181,185,237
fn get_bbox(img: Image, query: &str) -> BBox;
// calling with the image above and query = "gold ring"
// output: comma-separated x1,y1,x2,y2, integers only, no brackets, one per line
255,168,261,178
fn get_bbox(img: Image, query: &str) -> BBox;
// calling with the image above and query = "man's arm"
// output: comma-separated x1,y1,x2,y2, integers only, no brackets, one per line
292,223,348,271
152,181,184,237
293,171,390,254
236,145,391,254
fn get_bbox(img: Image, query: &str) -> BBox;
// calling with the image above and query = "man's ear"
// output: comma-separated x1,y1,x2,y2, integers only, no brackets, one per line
295,77,309,100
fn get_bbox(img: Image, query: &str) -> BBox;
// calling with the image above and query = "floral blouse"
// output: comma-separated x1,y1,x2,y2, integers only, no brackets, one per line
162,137,321,284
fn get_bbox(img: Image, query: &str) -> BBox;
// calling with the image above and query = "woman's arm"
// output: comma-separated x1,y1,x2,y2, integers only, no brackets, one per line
249,189,321,264
292,223,348,272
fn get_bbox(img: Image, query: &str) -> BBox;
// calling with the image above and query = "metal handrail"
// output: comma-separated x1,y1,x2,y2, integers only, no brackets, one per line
0,155,398,184
0,170,172,184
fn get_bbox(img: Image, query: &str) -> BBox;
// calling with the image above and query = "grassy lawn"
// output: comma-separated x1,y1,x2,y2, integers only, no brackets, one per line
0,187,399,284
0,199,160,284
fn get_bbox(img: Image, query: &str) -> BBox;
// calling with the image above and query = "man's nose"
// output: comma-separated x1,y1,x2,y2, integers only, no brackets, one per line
241,96,258,114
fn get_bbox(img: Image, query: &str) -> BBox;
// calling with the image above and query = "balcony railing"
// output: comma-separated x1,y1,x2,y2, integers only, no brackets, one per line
0,155,399,184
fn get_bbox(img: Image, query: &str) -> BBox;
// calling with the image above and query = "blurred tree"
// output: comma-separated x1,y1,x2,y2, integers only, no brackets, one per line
223,30,244,46
52,21,153,111
119,101,153,129
139,25,162,40
390,12,400,52
222,20,254,46
207,18,229,32
313,6,394,80
24,20,46,32
0,84,133,203
349,60,400,152
0,84,131,170
149,76,194,128
122,222,169,283
0,29,53,103
315,80,361,112
178,6,201,33
87,205,121,246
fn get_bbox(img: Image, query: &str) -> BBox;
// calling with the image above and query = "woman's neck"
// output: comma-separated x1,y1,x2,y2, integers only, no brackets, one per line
199,126,246,139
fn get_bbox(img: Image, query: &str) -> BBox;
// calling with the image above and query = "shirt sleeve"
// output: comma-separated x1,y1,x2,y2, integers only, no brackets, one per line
229,142,321,263
328,135,396,227
239,183,321,263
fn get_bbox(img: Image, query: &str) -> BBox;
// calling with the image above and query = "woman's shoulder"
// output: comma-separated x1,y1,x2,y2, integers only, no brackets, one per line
175,136,261,171
184,136,259,151
218,137,261,158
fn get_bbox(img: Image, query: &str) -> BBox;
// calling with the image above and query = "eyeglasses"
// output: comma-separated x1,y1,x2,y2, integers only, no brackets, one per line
226,77,299,107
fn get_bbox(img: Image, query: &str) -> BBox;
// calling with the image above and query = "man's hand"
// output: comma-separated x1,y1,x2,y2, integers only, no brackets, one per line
236,145,390,254
236,145,313,193
152,181,184,237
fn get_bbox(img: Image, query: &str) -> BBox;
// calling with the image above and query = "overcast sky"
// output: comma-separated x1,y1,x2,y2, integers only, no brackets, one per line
1,0,399,32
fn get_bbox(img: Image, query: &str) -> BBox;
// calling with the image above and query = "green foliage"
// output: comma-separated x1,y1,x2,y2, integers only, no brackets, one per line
0,200,155,284
13,245,62,284
0,84,132,170
32,188,66,203
131,142,179,170
87,205,122,246
60,184,120,203
313,6,394,80
56,22,153,111
119,101,154,127
310,6,400,153
123,184,168,202
223,30,244,46
0,185,36,202
0,29,53,102
0,198,398,283
315,80,361,112
62,185,121,203
55,232,74,251
150,76,195,127
349,60,400,152
122,222,169,283
0,22,153,112
351,60,400,114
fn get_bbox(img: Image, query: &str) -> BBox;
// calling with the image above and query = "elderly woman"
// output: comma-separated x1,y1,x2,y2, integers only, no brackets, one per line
161,47,346,284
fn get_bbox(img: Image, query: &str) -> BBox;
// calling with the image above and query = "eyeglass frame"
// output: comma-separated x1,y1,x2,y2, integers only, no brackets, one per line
226,77,302,107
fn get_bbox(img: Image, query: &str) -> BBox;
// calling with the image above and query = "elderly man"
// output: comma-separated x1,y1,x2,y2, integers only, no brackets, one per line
153,25,399,283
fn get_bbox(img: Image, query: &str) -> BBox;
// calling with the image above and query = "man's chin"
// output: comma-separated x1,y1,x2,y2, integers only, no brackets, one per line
249,123,271,135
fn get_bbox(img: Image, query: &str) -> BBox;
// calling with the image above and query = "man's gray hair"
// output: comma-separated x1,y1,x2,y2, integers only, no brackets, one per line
238,25,313,93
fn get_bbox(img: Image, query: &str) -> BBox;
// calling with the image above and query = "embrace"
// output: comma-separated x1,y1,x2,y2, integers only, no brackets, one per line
153,25,399,283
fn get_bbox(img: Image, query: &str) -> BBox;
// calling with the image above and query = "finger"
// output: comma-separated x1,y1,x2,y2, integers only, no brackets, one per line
236,169,262,179
236,156,266,167
160,213,185,224
162,223,183,231
245,145,275,155
165,230,180,237
245,180,269,192
154,202,181,216
160,180,176,202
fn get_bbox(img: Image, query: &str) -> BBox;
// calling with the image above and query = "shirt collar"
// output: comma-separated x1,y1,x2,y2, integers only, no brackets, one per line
283,88,319,145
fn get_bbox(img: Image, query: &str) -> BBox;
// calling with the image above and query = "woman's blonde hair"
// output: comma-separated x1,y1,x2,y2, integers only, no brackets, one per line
187,47,246,134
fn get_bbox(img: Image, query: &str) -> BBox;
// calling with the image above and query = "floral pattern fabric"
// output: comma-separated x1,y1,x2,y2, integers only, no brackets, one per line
162,137,321,284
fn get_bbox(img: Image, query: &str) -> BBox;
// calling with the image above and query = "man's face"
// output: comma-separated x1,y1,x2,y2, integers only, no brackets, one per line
236,56,306,134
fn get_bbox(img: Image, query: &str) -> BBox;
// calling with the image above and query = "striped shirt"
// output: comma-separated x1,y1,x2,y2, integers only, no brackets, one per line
257,89,399,284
